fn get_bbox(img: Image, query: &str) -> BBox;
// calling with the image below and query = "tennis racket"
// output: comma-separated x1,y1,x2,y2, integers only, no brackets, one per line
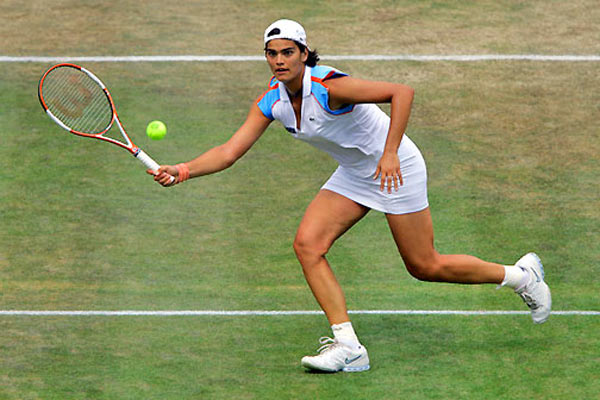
38,63,174,182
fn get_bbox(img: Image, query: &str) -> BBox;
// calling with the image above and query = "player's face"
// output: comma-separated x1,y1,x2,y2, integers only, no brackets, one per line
265,39,308,84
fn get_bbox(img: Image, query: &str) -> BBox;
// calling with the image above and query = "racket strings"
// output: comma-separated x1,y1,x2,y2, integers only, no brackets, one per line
46,72,109,132
61,70,111,132
42,67,113,134
55,79,105,129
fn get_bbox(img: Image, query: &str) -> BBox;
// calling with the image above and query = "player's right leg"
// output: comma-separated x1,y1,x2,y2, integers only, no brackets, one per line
293,189,371,372
293,189,369,326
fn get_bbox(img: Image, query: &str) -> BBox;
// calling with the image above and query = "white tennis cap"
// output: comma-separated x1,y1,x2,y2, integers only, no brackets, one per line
264,19,309,49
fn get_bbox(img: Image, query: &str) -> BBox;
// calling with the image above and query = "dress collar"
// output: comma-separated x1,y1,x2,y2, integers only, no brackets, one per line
279,65,312,102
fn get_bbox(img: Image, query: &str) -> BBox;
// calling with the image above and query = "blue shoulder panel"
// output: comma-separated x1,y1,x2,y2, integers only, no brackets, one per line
256,87,280,120
311,65,348,80
311,82,354,115
311,65,353,115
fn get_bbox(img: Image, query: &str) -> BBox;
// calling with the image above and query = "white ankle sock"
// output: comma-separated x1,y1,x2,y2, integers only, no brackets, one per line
500,265,529,290
331,322,361,350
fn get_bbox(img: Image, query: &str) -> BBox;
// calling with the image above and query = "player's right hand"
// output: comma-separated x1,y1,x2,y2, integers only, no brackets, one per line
147,165,178,187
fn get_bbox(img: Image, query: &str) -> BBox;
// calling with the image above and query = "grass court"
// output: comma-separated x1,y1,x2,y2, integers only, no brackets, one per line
1,1,598,398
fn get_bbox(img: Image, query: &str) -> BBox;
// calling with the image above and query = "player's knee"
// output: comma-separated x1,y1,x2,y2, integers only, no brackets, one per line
293,232,329,263
405,255,443,282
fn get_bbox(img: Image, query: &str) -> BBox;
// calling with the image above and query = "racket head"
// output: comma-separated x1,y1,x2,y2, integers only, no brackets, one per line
38,63,115,136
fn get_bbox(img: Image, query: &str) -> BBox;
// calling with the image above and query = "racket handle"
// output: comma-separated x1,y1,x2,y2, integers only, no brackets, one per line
135,149,175,183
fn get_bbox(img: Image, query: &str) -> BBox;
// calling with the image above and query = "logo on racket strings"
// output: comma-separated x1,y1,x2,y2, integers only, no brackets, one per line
52,76,94,119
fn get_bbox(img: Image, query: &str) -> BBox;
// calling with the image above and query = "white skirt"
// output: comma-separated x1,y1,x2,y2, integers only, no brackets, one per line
321,137,429,215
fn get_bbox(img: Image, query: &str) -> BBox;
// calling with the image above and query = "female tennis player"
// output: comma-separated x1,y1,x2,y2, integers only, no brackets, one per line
149,19,551,373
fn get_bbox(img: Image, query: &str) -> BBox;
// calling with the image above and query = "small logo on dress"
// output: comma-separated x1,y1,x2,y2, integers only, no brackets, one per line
285,126,297,134
309,116,315,121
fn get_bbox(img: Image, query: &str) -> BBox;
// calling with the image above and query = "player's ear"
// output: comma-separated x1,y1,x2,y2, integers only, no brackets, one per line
300,47,308,63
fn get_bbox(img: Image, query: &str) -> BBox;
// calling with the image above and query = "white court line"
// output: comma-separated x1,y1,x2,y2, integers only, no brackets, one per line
0,310,598,316
1,54,599,63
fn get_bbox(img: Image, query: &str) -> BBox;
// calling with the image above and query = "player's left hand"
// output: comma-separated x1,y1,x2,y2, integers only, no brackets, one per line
374,152,403,193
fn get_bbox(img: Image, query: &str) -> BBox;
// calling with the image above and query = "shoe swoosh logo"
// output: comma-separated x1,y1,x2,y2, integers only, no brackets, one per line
345,355,362,364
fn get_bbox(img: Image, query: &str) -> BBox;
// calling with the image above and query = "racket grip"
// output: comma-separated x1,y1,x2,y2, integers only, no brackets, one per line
135,149,175,183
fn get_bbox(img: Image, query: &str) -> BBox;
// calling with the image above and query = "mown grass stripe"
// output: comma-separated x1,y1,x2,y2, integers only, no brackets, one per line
0,310,598,316
1,54,599,63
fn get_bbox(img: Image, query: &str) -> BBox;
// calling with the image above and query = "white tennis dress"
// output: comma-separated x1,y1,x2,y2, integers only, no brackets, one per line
256,65,428,214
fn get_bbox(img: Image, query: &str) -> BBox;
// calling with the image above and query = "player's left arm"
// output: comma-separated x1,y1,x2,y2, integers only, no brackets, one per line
326,77,414,192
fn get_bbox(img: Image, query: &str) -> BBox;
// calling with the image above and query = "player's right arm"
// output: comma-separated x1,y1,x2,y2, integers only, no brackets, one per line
151,102,272,186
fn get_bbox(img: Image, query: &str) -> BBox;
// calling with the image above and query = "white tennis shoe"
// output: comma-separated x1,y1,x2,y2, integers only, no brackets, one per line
515,252,551,324
301,337,370,372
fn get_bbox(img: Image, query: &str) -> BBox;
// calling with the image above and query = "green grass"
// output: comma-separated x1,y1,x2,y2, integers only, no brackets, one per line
1,316,599,399
1,1,599,399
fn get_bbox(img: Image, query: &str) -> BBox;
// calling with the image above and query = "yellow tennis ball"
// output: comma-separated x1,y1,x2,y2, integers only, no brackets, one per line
146,120,167,140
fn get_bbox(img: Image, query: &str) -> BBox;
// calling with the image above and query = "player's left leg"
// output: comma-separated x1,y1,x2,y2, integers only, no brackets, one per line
386,207,551,323
386,207,504,283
